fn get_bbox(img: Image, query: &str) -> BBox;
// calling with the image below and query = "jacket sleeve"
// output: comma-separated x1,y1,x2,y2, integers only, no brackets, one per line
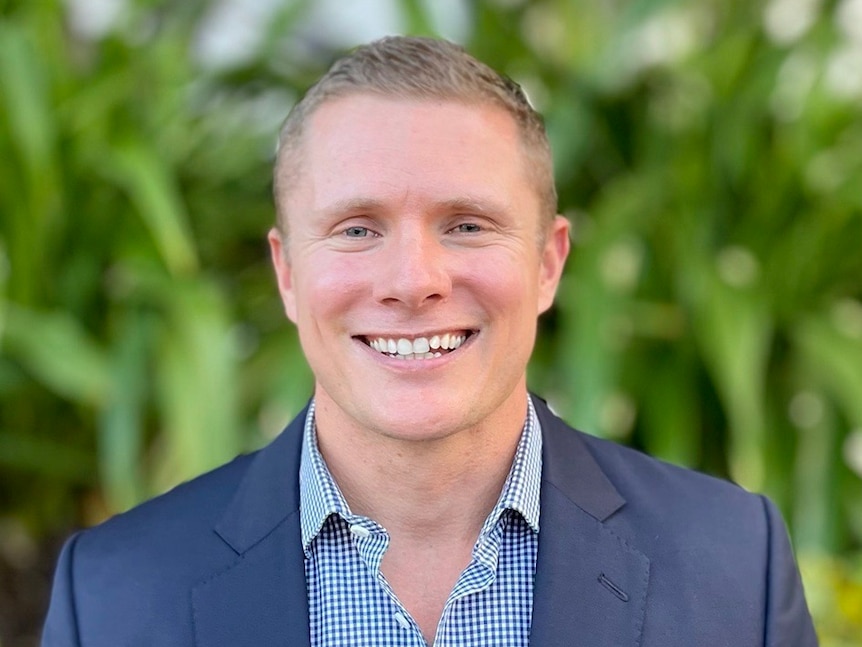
761,496,819,647
41,532,83,647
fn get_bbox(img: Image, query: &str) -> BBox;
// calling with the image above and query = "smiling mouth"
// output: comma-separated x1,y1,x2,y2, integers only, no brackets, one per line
359,331,475,360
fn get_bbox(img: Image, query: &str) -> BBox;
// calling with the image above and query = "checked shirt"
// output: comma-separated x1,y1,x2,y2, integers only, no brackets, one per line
299,398,542,647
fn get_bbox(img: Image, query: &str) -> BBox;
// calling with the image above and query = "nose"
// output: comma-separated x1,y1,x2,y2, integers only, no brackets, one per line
373,229,452,309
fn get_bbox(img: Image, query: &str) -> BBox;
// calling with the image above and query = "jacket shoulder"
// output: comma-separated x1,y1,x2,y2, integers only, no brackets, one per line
535,396,772,547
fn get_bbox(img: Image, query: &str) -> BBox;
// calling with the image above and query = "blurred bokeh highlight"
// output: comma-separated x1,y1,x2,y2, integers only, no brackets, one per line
1,0,861,645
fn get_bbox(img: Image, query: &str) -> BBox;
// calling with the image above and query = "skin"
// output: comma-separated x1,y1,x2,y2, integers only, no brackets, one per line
269,94,569,641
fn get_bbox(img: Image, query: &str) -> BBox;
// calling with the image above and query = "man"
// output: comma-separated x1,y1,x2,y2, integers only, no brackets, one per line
43,36,817,646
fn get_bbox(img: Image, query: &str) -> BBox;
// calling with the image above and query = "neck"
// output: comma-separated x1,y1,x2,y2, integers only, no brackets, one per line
313,388,529,543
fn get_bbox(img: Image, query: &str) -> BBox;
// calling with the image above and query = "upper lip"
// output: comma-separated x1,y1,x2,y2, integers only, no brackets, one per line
354,328,476,340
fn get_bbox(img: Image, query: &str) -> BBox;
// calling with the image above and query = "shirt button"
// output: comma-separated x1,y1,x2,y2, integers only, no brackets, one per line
393,611,411,630
349,524,370,538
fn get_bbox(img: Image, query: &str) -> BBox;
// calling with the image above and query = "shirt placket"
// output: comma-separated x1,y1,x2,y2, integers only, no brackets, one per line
348,516,428,647
432,515,507,647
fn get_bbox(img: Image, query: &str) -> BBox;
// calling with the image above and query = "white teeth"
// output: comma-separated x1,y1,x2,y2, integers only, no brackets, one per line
367,332,470,359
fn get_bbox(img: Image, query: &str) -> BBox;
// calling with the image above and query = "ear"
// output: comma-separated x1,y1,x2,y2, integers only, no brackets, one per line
537,215,570,315
267,227,298,323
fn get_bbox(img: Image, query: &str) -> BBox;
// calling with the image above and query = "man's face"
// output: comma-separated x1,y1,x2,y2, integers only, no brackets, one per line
269,95,569,441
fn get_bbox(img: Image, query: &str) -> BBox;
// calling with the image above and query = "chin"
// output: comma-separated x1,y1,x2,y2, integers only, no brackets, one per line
362,406,474,443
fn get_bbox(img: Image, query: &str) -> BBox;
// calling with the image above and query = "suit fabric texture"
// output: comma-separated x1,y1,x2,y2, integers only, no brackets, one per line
42,395,818,646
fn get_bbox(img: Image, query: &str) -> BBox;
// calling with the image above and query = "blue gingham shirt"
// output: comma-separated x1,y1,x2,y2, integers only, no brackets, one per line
299,398,542,647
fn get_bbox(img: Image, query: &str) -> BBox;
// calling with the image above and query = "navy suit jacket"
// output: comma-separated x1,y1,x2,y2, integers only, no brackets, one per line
43,396,817,646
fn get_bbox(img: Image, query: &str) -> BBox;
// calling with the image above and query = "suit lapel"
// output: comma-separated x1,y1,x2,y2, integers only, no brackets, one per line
192,406,312,647
530,396,650,647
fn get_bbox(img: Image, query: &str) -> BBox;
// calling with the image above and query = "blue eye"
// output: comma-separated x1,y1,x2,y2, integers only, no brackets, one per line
454,223,482,233
344,226,370,237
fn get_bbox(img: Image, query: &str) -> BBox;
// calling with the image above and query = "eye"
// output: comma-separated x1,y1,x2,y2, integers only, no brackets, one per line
344,226,372,238
452,222,482,234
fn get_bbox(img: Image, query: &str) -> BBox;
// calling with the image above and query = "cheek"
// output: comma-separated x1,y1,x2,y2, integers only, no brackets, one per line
460,253,540,311
293,255,369,323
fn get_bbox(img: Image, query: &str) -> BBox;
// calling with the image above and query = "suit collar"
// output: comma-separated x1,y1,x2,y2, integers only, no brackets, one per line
532,394,626,522
530,394,649,647
193,405,311,647
213,404,307,554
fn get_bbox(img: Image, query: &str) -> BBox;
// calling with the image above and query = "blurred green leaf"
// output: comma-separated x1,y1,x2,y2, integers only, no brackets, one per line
689,265,772,490
0,21,56,183
98,312,151,512
1,305,110,405
795,313,862,427
151,280,240,494
399,0,436,36
640,352,700,466
0,431,95,482
106,140,200,276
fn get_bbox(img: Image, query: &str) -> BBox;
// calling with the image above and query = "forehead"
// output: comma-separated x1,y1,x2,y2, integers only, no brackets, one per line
283,94,538,219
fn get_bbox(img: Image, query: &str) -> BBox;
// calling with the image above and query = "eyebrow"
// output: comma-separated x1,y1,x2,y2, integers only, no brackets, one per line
318,195,509,217
318,198,387,216
436,197,508,215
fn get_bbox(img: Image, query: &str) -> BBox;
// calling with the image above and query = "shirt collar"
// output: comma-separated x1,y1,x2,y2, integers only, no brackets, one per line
299,400,351,551
299,396,542,552
493,395,541,534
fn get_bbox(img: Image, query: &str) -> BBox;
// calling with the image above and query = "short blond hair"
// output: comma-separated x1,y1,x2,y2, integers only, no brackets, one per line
273,36,556,230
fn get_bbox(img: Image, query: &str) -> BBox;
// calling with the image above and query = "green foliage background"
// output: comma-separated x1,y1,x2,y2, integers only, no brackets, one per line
1,0,861,644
